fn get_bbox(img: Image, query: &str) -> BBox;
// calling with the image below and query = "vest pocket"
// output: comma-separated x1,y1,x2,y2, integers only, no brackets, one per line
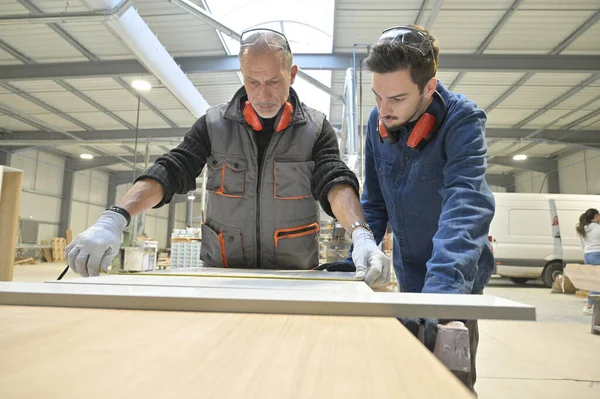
274,160,314,199
206,155,246,197
200,221,245,268
274,222,320,269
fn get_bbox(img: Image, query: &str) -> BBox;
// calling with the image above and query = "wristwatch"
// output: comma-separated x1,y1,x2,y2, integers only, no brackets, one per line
349,221,374,238
107,205,131,227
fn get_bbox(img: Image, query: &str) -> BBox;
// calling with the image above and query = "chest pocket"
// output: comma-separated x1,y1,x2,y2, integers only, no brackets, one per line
274,160,314,199
206,155,247,197
376,158,394,177
408,162,445,184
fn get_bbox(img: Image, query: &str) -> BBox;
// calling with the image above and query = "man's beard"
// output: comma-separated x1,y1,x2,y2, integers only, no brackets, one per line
381,93,425,131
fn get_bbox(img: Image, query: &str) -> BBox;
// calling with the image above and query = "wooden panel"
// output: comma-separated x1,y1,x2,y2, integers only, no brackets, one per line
565,264,600,291
0,281,536,321
0,166,23,281
0,305,473,399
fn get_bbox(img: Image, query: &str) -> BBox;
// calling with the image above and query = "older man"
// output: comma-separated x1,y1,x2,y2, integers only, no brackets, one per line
66,29,390,287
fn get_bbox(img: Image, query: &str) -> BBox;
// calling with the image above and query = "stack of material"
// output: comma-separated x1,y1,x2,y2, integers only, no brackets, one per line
171,239,201,268
51,238,66,262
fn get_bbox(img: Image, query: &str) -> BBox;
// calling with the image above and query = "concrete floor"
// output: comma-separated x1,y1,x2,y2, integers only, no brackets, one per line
9,263,600,398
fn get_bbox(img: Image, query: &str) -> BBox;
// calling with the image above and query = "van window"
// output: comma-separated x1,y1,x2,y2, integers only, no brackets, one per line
509,209,553,237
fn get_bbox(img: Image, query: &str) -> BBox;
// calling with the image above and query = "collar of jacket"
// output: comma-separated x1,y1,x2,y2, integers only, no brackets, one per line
223,86,308,127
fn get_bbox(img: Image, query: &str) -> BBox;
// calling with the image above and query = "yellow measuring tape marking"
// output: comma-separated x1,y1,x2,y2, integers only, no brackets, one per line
115,270,355,282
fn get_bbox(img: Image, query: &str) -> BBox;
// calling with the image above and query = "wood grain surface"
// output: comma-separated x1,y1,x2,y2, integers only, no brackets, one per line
0,305,473,399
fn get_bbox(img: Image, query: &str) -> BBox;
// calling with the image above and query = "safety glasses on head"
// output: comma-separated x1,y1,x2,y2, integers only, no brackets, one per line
379,26,434,58
240,28,292,53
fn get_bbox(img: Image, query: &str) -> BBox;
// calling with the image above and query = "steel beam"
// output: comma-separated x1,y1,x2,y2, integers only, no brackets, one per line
449,0,524,90
72,154,161,171
59,158,75,239
167,200,176,246
489,156,558,174
0,148,10,166
423,0,444,30
107,173,118,207
2,54,600,81
15,0,177,127
484,9,600,114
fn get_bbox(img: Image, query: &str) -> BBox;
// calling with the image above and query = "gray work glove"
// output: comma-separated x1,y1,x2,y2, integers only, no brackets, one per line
66,210,127,277
351,229,391,287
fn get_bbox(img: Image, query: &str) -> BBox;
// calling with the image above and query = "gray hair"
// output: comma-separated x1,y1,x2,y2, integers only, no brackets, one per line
239,31,293,69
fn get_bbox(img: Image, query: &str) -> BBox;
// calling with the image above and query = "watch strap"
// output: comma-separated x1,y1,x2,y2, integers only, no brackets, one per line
107,205,131,227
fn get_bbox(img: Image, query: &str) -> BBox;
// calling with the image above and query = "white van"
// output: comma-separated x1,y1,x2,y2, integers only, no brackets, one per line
489,192,600,287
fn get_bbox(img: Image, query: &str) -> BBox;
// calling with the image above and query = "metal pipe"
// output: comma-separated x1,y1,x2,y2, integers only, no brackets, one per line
169,0,345,104
0,0,133,24
137,142,151,236
344,67,356,163
200,169,208,223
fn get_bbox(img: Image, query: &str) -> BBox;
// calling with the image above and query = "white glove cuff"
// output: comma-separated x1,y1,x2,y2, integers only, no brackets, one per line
99,210,129,232
352,228,375,243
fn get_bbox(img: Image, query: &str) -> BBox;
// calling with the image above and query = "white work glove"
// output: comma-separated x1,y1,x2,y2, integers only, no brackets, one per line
351,229,391,287
66,210,127,277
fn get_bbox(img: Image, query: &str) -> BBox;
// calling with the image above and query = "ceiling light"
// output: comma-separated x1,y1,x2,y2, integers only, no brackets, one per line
512,154,527,161
131,80,152,91
80,153,94,160
187,195,196,200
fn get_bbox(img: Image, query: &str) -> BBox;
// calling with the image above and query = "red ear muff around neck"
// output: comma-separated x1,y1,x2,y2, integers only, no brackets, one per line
407,113,436,149
275,101,293,132
378,118,398,144
243,101,293,132
243,101,263,131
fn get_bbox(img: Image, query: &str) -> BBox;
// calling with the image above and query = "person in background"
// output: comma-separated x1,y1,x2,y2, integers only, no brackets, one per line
576,208,600,315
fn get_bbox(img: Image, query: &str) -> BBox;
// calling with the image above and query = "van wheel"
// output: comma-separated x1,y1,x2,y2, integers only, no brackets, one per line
509,278,530,284
542,261,563,288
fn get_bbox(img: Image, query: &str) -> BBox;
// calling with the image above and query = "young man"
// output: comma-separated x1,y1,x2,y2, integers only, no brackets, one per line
66,29,390,287
359,25,495,391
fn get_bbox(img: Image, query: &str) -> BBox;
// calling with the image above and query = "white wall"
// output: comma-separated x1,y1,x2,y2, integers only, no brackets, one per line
558,150,600,195
489,185,507,193
10,150,64,243
514,170,549,193
70,169,110,237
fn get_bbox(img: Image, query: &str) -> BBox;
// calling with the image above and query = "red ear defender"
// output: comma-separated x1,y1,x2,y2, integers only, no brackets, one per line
275,101,293,132
406,113,436,150
378,118,397,144
243,101,263,131
243,101,293,132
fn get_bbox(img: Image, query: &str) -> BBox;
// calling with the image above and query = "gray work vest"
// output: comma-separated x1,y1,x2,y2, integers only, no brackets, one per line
200,90,325,269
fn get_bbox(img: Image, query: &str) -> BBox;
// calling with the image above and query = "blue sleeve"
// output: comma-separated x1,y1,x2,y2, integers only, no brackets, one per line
361,108,389,244
422,109,495,295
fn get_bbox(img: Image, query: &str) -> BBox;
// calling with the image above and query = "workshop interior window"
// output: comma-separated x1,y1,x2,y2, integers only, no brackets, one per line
204,0,335,118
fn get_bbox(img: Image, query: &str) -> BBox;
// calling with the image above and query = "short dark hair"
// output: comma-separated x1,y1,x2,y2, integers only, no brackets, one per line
363,24,440,91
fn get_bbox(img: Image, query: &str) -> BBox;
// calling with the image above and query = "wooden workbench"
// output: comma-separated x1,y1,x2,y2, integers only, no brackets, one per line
0,305,473,398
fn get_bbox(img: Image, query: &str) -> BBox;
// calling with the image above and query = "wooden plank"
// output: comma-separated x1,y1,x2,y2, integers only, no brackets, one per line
40,240,53,263
0,281,536,321
564,264,600,292
0,305,473,399
65,229,73,245
46,274,375,293
0,166,23,282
